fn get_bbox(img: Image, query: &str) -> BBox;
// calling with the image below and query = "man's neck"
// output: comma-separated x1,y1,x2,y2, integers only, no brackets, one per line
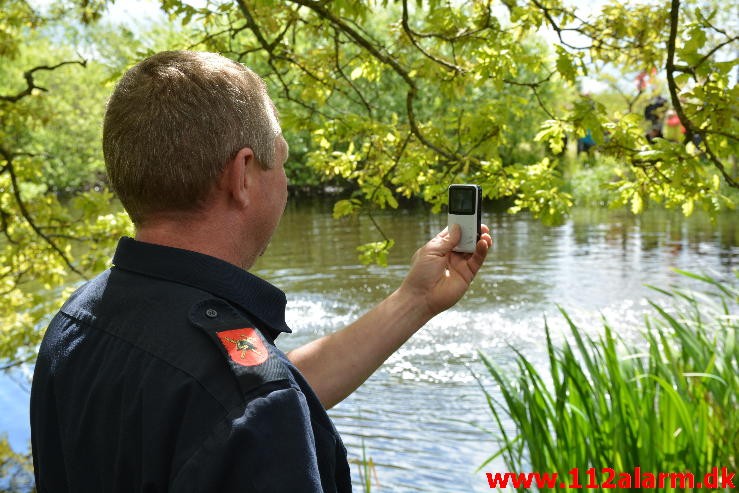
134,215,256,270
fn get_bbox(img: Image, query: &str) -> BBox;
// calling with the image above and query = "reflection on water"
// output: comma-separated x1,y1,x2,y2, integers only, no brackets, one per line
0,199,736,492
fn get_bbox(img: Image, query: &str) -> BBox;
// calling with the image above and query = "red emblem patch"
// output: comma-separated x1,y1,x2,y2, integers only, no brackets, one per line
216,328,268,367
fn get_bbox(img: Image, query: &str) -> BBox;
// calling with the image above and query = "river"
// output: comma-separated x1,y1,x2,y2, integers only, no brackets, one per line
1,199,736,492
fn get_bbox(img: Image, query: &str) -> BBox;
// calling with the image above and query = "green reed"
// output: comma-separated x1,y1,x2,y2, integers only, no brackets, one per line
350,437,378,493
480,270,737,492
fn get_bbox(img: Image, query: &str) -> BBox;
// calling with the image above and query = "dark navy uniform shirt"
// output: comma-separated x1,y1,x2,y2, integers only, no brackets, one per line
31,237,352,492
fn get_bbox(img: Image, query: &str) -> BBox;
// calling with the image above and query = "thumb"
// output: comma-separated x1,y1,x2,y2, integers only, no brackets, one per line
432,224,461,254
414,225,461,263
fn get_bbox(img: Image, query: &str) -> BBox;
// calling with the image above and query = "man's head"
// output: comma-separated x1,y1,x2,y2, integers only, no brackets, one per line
103,50,282,225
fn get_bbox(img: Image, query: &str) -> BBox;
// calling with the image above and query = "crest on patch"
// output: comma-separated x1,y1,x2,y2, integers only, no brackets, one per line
216,328,268,367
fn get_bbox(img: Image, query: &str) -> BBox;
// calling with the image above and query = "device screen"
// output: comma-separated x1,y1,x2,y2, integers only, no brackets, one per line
449,187,476,215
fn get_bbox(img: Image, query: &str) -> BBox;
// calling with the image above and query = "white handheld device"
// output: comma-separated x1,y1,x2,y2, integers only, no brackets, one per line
447,184,482,253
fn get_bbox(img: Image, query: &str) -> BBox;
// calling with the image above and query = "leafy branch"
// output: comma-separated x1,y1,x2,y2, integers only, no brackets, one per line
528,0,593,51
0,57,92,278
0,148,86,278
0,59,87,103
503,72,557,120
665,0,737,189
288,0,458,163
400,0,466,74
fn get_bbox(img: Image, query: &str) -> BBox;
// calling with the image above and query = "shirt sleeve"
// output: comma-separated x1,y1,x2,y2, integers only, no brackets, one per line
170,383,327,492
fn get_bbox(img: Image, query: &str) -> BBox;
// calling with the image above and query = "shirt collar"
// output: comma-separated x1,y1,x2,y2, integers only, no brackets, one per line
111,237,291,337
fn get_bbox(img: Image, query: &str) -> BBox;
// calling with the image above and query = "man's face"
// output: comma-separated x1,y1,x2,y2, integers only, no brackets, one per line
251,133,289,259
270,134,289,217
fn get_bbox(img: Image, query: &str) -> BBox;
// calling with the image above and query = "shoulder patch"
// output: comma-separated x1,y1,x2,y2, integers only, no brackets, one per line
189,298,289,395
216,328,268,367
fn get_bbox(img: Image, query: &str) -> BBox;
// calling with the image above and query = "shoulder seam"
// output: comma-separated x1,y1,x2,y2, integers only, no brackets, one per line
55,311,233,414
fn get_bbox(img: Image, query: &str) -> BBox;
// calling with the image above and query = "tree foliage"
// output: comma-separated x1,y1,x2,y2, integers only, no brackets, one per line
0,0,737,369
0,434,34,492
167,0,737,223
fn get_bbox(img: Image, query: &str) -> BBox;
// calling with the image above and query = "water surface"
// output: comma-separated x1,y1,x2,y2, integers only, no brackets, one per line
1,200,736,492
254,200,736,492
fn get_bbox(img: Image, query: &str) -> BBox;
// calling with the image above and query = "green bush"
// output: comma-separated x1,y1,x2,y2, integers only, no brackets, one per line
566,155,621,208
480,271,737,492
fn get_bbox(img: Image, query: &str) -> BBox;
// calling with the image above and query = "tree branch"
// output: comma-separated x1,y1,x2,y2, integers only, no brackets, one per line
503,72,557,119
0,60,87,103
665,0,737,189
0,356,34,372
365,132,413,244
332,29,373,116
235,0,273,52
529,0,593,51
401,0,465,74
694,36,739,71
400,0,493,43
288,0,457,162
0,206,20,245
0,148,86,277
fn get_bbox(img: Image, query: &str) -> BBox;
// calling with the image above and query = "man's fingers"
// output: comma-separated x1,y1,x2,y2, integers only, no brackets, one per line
468,237,490,274
448,236,488,282
480,229,492,248
423,224,491,262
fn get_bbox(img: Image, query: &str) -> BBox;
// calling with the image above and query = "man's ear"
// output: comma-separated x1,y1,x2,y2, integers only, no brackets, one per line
220,147,256,208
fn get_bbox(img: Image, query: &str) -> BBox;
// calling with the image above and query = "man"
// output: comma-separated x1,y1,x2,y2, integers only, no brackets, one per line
644,95,667,142
30,51,491,492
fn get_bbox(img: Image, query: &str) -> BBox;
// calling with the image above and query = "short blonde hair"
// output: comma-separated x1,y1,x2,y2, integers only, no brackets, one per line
103,51,280,224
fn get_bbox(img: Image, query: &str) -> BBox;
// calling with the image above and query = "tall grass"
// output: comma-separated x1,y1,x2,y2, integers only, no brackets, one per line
350,437,379,492
480,270,737,491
